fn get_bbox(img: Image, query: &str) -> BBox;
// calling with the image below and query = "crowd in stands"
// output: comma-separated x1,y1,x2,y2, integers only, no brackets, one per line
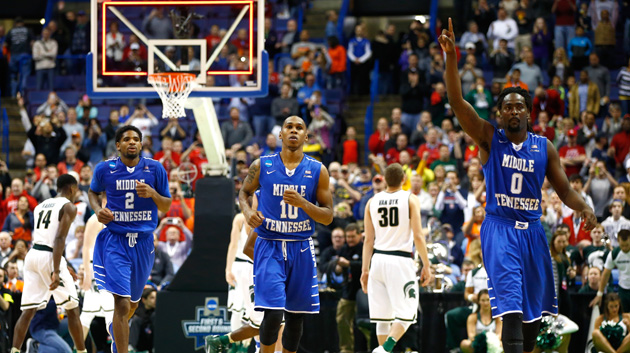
0,0,630,351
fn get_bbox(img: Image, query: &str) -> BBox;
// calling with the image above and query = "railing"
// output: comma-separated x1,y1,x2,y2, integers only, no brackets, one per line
1,109,9,165
337,0,350,46
364,59,379,165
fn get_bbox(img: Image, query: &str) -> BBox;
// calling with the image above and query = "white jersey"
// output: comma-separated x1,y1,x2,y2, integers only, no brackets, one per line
235,220,249,261
369,190,413,252
32,197,72,248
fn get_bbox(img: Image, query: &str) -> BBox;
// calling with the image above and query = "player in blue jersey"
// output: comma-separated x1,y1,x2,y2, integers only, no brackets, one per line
88,126,171,353
440,18,596,353
238,115,333,353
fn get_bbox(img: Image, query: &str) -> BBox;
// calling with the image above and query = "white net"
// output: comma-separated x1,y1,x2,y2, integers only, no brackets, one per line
147,73,196,118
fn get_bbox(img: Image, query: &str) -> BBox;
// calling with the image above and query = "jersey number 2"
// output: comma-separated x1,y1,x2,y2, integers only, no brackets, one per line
510,173,523,194
36,210,52,229
125,192,134,209
378,207,399,227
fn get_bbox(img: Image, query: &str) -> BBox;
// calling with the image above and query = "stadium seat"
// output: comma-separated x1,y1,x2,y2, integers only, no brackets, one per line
27,90,50,105
57,91,82,106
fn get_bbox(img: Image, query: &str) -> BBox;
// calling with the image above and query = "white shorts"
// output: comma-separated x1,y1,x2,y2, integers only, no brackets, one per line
227,259,263,328
22,248,79,311
80,284,115,328
367,252,419,324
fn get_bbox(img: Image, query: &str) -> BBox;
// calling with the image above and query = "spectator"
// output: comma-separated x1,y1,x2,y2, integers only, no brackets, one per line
531,87,564,123
125,105,159,139
157,217,193,272
0,233,11,265
27,115,66,165
32,153,47,182
431,144,458,173
372,27,398,94
459,55,483,96
574,224,609,271
308,96,335,152
340,126,360,166
417,127,443,165
150,233,174,289
601,200,630,247
459,21,488,60
205,25,221,52
325,10,338,39
549,47,572,82
32,27,57,91
159,118,186,142
82,118,107,167
154,136,181,175
69,11,90,74
578,111,598,154
568,26,593,71
297,73,323,108
31,164,59,202
592,10,616,69
503,68,529,91
76,95,98,121
3,260,23,293
280,19,298,54
429,82,453,126
36,92,69,117
585,53,611,107
602,184,630,220
602,104,623,141
436,171,468,240
291,30,319,68
610,116,630,171
4,17,33,96
579,266,605,293
589,0,619,29
592,292,630,352
1,195,32,242
385,134,415,165
530,17,552,71
552,0,577,50
129,287,157,352
550,231,575,316
220,107,253,151
57,145,84,175
105,21,125,69
368,117,390,158
400,69,430,132
459,289,502,353
327,36,347,89
27,298,70,353
513,0,535,58
271,83,299,125
569,70,600,120
142,7,174,39
486,8,518,51
335,223,363,353
347,25,372,95
473,0,496,35
319,227,345,291
509,51,543,94
488,38,514,80
558,128,586,177
464,77,493,121
617,59,630,116
102,109,121,144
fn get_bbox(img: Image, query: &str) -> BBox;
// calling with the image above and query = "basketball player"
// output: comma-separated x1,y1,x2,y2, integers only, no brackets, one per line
440,18,597,353
11,174,87,353
361,163,432,353
80,194,115,342
238,116,333,353
88,126,171,353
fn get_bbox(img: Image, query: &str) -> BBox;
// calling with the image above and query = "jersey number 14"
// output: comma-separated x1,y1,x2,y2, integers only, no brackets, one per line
36,210,52,229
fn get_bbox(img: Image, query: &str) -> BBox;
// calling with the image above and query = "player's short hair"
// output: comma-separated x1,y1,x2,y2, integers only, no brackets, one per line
57,174,78,191
618,229,630,241
384,163,405,187
345,223,359,234
496,86,532,113
115,125,143,143
282,116,306,127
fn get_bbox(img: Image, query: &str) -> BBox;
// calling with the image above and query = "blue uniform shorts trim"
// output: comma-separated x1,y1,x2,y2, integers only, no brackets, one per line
481,215,558,322
253,237,319,314
92,228,155,302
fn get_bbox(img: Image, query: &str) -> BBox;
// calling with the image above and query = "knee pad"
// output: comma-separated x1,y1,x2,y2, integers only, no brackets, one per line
259,310,283,346
376,322,391,336
501,313,523,353
523,319,541,352
281,312,304,352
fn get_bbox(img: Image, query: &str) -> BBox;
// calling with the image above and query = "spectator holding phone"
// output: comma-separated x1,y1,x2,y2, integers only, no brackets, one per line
155,217,193,272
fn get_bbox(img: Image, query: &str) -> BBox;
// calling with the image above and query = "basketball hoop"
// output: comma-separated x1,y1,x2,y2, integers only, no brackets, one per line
147,72,197,119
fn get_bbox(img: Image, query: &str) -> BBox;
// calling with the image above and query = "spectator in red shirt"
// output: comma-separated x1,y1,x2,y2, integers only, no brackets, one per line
33,154,47,182
385,134,415,165
0,179,38,227
531,87,565,123
535,111,556,142
341,126,360,165
57,145,85,175
559,128,586,177
231,29,249,57
416,127,443,165
368,117,390,158
205,25,221,50
163,181,192,221
562,209,591,246
610,115,630,170
154,136,181,175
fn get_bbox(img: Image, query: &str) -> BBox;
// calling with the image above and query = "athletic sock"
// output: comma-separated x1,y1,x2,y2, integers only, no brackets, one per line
219,335,232,345
76,350,88,353
10,348,19,353
382,337,397,352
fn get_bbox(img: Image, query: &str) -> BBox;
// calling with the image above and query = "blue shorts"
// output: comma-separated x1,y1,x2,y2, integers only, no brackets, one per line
481,215,558,323
92,228,154,302
253,237,319,313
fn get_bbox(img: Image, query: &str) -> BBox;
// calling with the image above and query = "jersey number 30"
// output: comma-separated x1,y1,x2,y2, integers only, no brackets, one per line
378,207,399,227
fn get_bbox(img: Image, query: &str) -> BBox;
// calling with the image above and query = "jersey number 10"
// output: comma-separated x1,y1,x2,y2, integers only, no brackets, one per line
280,200,299,219
378,207,399,227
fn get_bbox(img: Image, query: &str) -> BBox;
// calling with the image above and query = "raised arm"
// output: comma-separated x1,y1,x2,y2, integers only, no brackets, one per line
546,139,596,230
439,18,494,161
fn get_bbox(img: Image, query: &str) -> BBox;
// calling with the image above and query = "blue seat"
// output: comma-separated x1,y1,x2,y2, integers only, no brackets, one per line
55,75,75,90
27,90,50,105
25,75,37,90
57,91,82,106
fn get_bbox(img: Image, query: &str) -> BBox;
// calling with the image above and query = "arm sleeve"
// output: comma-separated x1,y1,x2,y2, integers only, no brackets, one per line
454,190,468,209
358,41,372,63
435,190,446,211
465,270,473,287
604,251,614,270
347,40,357,61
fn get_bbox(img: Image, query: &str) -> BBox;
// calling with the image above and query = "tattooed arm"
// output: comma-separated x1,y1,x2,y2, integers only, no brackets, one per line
238,159,264,228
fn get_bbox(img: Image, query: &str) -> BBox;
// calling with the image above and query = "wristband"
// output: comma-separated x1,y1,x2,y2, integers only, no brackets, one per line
597,291,603,297
467,294,474,302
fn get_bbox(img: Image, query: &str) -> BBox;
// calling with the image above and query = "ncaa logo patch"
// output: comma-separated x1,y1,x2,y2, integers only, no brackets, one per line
206,299,218,311
109,161,116,169
264,159,273,168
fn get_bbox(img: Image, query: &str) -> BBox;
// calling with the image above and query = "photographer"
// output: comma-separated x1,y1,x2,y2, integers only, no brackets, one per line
27,114,67,165
82,119,107,167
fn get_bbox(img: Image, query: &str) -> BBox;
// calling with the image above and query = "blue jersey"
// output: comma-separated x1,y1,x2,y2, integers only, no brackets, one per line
482,129,548,222
255,154,322,240
90,157,170,235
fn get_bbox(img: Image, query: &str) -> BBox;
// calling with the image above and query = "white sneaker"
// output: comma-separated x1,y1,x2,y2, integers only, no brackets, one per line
372,346,387,353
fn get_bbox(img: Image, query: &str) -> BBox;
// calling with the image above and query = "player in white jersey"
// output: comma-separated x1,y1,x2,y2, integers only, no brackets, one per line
80,195,115,340
361,164,432,353
11,175,87,353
